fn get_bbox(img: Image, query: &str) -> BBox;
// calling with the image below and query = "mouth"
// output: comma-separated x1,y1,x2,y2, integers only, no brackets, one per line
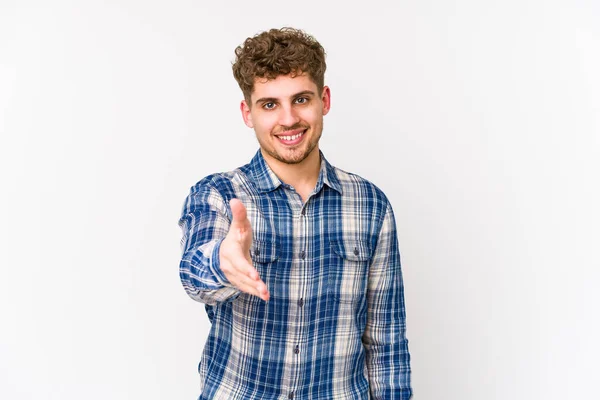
275,129,307,146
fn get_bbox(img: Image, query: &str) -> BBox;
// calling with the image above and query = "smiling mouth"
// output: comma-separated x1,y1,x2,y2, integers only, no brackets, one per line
275,129,307,144
277,131,304,141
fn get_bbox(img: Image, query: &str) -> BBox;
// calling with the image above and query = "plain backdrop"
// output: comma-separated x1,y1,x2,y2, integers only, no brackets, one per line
1,1,599,399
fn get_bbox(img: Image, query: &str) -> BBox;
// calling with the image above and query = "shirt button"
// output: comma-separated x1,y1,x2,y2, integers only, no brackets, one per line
354,247,359,256
255,247,260,256
298,298,304,307
300,250,306,259
288,392,294,399
301,208,306,216
294,345,300,354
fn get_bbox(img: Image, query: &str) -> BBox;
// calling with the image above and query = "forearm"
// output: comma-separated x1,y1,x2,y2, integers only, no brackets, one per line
363,202,412,399
364,295,412,399
364,338,412,399
179,237,240,305
178,180,240,305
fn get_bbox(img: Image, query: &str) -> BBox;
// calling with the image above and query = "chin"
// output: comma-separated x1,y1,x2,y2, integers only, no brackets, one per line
269,148,311,165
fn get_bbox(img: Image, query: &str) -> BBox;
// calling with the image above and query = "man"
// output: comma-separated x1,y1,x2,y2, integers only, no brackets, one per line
178,27,412,399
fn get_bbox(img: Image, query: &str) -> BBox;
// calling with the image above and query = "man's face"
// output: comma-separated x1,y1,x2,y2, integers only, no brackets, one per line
241,73,331,166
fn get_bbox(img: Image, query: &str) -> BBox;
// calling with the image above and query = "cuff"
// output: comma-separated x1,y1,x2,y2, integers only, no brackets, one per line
208,237,233,287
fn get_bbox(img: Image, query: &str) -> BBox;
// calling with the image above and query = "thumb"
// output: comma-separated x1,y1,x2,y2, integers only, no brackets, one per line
230,198,248,227
229,199,252,247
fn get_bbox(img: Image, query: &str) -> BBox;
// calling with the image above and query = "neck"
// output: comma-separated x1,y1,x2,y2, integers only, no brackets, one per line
261,147,321,191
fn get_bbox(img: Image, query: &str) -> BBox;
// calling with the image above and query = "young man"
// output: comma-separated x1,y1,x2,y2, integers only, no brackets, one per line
178,27,412,399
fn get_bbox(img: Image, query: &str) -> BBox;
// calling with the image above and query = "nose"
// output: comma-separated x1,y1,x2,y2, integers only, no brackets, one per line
278,104,300,128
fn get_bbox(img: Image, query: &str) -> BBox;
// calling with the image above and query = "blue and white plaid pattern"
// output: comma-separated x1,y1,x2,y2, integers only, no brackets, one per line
178,150,412,399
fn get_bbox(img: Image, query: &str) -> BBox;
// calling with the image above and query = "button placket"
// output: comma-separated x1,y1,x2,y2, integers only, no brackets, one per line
288,192,308,399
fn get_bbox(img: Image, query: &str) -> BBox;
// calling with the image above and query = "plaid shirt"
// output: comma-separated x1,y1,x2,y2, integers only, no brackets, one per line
178,150,412,399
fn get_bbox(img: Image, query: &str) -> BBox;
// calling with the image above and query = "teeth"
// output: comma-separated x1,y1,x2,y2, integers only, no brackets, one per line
279,132,304,141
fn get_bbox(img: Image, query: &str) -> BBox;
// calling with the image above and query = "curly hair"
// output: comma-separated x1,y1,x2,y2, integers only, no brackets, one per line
232,27,327,105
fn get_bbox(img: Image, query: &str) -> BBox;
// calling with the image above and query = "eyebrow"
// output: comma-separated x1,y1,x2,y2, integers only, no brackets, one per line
254,90,316,107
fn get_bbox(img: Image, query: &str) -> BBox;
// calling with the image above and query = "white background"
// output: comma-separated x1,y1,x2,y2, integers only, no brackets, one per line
1,1,599,399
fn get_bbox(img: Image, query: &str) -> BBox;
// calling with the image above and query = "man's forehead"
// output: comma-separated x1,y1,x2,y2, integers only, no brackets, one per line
251,73,317,99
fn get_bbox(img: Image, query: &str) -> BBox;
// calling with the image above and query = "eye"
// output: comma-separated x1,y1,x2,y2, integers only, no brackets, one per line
263,102,276,110
295,97,308,104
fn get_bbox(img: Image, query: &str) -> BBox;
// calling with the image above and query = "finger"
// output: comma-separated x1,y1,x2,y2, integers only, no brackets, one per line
233,273,269,298
226,252,260,280
257,282,270,301
222,257,270,301
229,271,270,302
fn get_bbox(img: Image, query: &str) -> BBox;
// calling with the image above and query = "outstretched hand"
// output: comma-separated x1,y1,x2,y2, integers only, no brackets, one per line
219,198,270,301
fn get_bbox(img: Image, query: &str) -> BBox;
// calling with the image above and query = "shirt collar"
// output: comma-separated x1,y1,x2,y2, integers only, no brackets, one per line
248,149,343,195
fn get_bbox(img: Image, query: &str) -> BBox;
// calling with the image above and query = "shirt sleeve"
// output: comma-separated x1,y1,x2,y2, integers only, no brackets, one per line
362,202,412,399
177,181,241,305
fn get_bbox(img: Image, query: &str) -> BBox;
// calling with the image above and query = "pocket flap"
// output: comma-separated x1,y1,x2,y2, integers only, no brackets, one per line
250,240,279,263
330,239,372,262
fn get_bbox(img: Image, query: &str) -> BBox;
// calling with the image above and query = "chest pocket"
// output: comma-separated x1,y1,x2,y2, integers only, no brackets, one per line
249,239,279,296
250,240,279,263
328,239,373,304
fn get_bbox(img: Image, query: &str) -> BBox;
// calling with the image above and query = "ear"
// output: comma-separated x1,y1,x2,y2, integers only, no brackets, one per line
321,86,331,116
240,100,253,128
